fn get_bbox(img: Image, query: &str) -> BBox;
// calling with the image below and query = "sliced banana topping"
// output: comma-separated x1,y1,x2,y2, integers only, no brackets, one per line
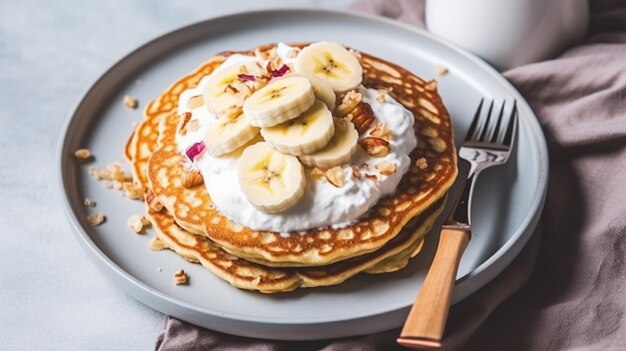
202,62,262,118
243,76,315,128
237,142,306,213
287,73,337,110
295,42,363,93
261,100,335,156
203,113,260,156
298,118,359,169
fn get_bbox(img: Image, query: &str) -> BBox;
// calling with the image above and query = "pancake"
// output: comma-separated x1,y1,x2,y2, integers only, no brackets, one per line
143,43,457,267
127,95,445,292
146,199,443,293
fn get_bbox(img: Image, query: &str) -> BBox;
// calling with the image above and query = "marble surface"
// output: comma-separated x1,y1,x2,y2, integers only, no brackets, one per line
0,1,353,350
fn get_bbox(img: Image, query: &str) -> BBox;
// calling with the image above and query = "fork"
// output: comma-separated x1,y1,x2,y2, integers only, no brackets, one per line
397,99,518,349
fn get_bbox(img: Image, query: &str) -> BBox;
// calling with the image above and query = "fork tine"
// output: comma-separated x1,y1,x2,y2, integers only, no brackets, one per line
502,100,518,147
488,101,506,143
464,98,483,142
477,100,494,142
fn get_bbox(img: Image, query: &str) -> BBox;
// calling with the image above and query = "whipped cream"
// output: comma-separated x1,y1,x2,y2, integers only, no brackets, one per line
176,44,417,233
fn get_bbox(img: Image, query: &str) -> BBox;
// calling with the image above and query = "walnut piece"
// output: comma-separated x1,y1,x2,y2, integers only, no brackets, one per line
365,174,378,181
359,137,390,157
335,90,362,117
311,167,326,181
83,197,96,207
370,122,392,141
436,65,448,76
376,92,387,104
145,190,164,212
148,237,167,251
325,166,344,188
86,212,105,226
416,157,428,170
173,269,188,285
74,148,92,162
181,169,204,188
128,214,150,234
352,166,362,180
348,102,376,135
375,161,397,176
124,95,138,109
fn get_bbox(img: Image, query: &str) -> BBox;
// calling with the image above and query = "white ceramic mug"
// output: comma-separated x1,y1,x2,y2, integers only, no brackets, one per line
426,0,589,71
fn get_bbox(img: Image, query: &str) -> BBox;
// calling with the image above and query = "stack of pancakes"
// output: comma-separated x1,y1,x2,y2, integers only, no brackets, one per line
125,44,457,293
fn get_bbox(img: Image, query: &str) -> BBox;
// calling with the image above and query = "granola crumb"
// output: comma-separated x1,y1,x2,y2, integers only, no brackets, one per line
173,269,188,285
103,181,113,189
148,237,167,251
376,92,387,104
86,212,105,226
416,157,428,170
375,161,397,176
128,214,150,234
122,182,144,200
352,166,362,180
325,166,344,188
311,167,326,181
83,197,96,207
436,64,448,76
365,174,378,181
124,95,138,109
74,148,92,162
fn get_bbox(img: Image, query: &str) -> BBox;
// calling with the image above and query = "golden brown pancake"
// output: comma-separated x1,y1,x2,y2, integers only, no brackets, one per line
143,43,457,267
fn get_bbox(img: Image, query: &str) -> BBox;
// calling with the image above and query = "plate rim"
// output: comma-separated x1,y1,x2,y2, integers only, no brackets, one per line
57,7,549,333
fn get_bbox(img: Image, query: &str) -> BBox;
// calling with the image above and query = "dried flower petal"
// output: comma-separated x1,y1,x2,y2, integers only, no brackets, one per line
185,141,206,162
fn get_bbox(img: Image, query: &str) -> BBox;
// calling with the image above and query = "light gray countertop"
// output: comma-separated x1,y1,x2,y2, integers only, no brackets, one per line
0,1,354,349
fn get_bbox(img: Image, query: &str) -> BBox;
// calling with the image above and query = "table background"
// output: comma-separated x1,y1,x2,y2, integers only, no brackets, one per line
0,1,354,350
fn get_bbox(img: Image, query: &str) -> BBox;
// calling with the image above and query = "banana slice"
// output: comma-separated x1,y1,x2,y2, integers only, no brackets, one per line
203,112,260,156
298,118,359,169
237,142,306,213
261,100,335,156
288,73,336,110
295,42,363,93
243,76,315,128
202,62,261,118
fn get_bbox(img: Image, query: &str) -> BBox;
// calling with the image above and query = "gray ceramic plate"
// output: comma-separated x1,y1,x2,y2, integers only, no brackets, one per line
58,9,548,340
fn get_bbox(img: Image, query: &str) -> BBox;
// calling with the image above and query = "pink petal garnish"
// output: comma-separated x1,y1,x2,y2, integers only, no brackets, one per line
237,73,256,82
185,141,206,162
271,64,290,78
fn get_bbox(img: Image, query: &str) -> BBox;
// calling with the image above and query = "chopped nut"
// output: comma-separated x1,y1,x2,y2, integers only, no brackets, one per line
335,90,362,117
74,148,92,162
352,166,362,180
370,122,392,140
173,269,188,285
359,137,390,157
128,214,150,234
179,111,193,137
365,174,378,181
376,92,387,104
436,65,448,76
123,182,144,200
148,237,167,251
360,162,369,169
416,157,428,170
124,95,138,109
86,212,105,226
288,49,299,58
181,169,204,188
425,80,438,91
83,197,96,207
325,166,344,188
224,84,239,94
375,161,397,176
186,119,200,133
311,167,326,181
187,96,204,109
113,180,123,190
348,102,375,134
145,190,164,212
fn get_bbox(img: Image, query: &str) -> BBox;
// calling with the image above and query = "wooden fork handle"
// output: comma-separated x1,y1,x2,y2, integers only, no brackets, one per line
397,226,470,349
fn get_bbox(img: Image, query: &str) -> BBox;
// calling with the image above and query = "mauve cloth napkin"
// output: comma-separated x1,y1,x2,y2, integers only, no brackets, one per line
156,1,626,350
